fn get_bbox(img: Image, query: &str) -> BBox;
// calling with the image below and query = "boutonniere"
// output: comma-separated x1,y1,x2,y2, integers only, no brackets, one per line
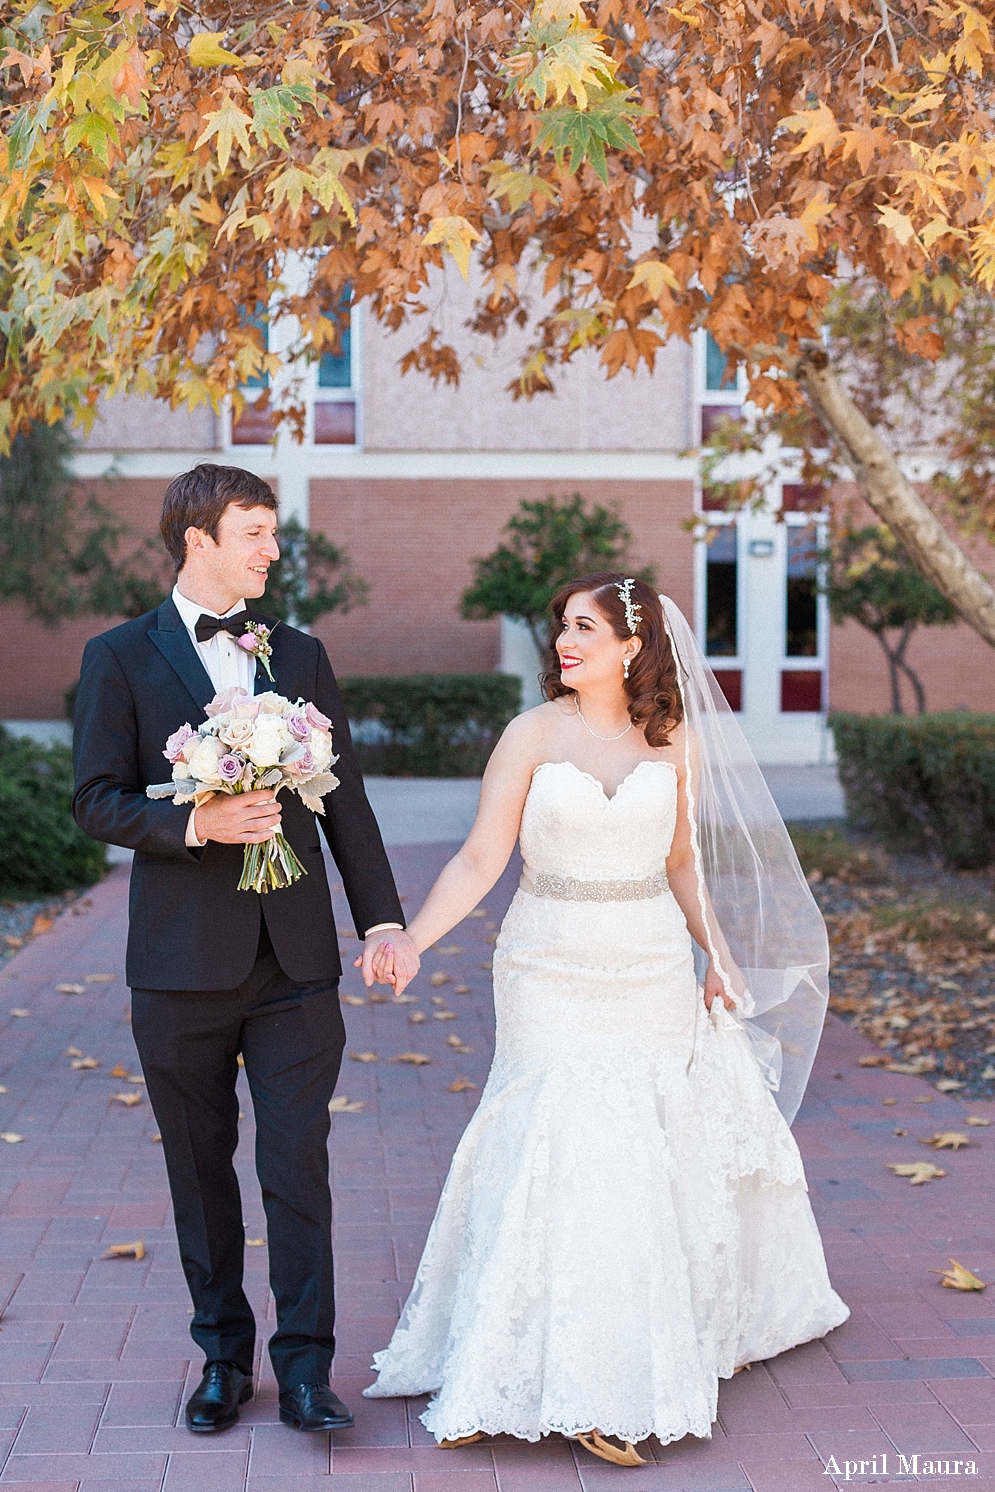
236,620,277,682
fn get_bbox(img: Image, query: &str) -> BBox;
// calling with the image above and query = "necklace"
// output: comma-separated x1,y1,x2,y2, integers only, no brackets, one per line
574,700,633,741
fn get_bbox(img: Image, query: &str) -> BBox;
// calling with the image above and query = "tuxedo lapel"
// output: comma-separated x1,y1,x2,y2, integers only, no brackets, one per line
149,598,216,716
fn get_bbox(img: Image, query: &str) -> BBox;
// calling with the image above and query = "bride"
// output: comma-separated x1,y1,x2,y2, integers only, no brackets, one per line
363,575,848,1464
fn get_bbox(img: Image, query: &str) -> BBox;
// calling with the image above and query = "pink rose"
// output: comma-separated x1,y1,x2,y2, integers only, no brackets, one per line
286,712,310,742
305,702,332,732
237,632,259,654
233,698,262,720
217,753,243,783
205,686,249,718
163,723,195,763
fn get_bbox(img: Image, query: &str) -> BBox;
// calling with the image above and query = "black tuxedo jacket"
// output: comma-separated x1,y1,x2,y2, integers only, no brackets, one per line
72,597,404,990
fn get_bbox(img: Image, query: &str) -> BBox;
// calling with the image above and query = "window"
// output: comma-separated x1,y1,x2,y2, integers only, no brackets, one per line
698,330,744,443
705,332,729,392
705,524,738,657
785,523,819,658
313,288,356,445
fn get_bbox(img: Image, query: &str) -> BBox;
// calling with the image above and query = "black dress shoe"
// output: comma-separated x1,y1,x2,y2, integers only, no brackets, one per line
185,1361,253,1433
278,1383,354,1431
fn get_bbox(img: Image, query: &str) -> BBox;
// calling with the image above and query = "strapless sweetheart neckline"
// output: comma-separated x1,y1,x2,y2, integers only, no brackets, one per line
532,756,677,804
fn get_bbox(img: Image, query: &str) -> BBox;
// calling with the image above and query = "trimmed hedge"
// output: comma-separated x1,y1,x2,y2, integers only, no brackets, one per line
340,673,522,776
830,712,995,869
0,728,106,895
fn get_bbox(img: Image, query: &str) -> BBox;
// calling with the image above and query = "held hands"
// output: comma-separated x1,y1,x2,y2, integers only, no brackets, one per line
702,961,739,1013
355,929,420,994
194,790,281,845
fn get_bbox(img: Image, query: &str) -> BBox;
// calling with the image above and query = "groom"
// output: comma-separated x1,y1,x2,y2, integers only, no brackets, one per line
73,464,419,1434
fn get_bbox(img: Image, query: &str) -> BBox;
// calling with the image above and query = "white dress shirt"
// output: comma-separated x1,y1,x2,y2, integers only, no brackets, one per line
172,586,401,939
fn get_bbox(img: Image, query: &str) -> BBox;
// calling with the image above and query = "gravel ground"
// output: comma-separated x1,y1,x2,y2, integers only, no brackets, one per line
797,826,995,1101
0,888,92,970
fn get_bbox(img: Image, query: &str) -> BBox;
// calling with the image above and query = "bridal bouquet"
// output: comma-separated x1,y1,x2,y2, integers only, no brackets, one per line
147,687,339,893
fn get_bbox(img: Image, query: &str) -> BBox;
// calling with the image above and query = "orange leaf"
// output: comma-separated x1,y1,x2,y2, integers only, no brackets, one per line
104,1241,145,1260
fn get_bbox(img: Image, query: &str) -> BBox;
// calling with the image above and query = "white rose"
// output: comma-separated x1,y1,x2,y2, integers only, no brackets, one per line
187,734,225,784
255,691,289,715
219,718,254,749
245,716,291,769
309,727,333,771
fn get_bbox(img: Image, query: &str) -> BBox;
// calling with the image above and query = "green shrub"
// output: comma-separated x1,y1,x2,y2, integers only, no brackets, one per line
0,728,106,896
830,712,995,869
340,673,522,776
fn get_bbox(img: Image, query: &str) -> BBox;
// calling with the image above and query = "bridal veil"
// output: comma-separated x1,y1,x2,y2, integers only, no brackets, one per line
660,595,830,1123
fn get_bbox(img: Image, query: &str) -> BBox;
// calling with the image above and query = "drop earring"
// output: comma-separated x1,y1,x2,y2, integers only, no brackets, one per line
623,657,630,680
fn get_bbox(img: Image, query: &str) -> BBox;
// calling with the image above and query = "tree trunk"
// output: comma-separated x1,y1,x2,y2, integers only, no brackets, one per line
797,350,995,649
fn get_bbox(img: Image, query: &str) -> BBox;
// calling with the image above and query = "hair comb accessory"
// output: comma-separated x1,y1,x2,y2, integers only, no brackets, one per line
616,578,642,635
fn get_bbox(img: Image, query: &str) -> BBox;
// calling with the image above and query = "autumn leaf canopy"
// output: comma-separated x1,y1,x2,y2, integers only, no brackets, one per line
2,0,995,445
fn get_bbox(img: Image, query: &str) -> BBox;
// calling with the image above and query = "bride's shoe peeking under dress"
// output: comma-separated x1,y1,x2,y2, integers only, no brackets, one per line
363,757,849,1449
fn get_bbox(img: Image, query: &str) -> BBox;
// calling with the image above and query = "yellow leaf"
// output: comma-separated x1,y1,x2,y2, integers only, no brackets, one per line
71,1057,99,1070
798,190,834,249
878,205,918,246
349,1050,379,1063
965,1116,992,1126
435,945,464,956
0,1086,7,1094
919,1131,970,1150
430,973,451,987
188,33,246,70
151,1133,161,1142
449,1077,478,1092
86,973,114,983
245,1237,266,1246
80,176,120,219
935,1078,965,1092
0,1132,24,1144
369,992,388,1003
422,216,481,283
887,1162,946,1185
267,164,316,217
103,1241,145,1260
434,1010,458,1020
454,985,471,995
128,1076,146,1085
483,162,558,214
57,983,86,994
110,1064,128,1078
628,260,680,299
391,1052,432,1066
328,1096,366,1113
8,1008,29,1018
112,1091,142,1106
341,994,366,1006
195,97,253,173
237,1054,245,1067
393,994,417,1003
409,1011,427,1023
781,100,841,157
930,1258,987,1291
466,909,487,918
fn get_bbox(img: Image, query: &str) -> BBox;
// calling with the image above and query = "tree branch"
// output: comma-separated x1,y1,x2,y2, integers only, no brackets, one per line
798,351,995,649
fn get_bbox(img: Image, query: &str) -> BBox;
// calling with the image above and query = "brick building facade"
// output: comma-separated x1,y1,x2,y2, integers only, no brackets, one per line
3,268,993,760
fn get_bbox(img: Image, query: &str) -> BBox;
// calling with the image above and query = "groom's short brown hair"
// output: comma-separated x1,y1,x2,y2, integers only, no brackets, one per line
160,463,278,571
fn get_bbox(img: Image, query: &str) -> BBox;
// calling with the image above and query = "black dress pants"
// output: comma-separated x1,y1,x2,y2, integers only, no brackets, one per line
131,925,345,1388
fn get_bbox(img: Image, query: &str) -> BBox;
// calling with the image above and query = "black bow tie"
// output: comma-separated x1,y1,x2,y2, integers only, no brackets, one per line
194,609,250,643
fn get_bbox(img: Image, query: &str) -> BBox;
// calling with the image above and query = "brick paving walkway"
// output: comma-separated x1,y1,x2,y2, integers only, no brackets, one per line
0,846,993,1491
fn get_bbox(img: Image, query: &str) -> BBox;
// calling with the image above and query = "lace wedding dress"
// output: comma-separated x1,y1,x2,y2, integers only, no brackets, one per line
364,759,848,1446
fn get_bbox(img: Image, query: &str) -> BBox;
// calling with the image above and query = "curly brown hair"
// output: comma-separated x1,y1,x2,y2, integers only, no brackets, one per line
539,573,683,748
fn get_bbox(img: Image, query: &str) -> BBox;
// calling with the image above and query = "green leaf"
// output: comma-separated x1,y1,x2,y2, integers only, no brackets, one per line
535,89,644,181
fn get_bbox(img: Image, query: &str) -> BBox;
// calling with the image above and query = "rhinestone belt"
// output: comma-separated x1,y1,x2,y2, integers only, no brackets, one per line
519,868,669,903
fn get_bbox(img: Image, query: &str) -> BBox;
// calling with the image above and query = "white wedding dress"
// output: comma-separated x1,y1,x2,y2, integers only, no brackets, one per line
364,759,849,1446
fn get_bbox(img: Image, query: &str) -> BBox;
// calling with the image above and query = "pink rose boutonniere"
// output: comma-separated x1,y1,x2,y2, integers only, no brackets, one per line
237,621,276,682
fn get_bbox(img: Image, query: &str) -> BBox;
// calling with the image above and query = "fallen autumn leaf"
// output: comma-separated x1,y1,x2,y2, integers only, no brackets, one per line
245,1237,266,1247
449,1077,478,1092
110,1064,128,1078
71,1057,99,1069
930,1259,987,1291
392,1052,431,1066
887,1162,946,1185
349,1051,379,1063
0,1132,24,1143
965,1116,992,1126
112,1091,142,1106
104,1241,145,1260
430,972,451,987
56,983,85,995
86,973,114,982
341,994,365,1006
409,1011,427,1023
454,984,471,995
328,1096,366,1113
9,1009,30,1017
919,1132,970,1150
